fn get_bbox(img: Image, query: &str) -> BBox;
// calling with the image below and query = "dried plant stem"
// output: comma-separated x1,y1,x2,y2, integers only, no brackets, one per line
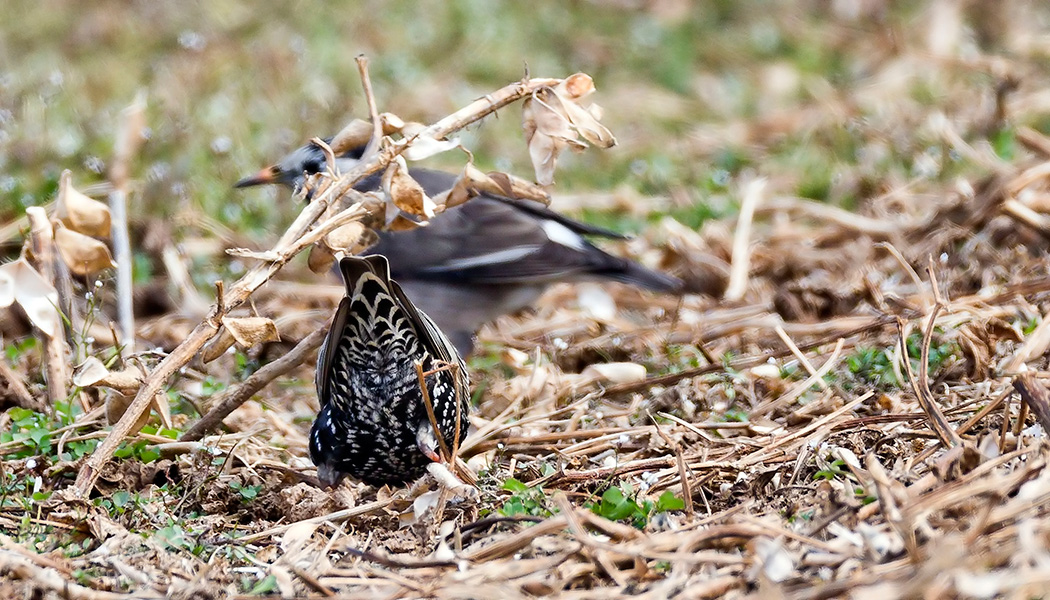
897,312,962,448
356,55,383,158
0,354,41,412
25,207,69,407
180,325,329,442
1012,373,1050,433
108,93,146,356
415,360,452,462
724,178,765,302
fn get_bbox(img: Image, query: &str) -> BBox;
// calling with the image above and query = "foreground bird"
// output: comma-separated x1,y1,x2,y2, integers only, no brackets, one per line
311,255,470,487
237,140,683,354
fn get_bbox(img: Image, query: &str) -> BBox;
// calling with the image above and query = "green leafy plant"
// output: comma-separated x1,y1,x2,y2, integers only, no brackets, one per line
589,483,684,529
229,480,261,502
499,478,554,518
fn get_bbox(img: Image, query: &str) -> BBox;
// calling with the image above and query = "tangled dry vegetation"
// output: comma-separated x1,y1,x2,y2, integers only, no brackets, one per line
9,7,1050,600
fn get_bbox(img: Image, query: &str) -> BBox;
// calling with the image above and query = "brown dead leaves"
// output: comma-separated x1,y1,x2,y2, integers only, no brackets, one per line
53,171,117,275
522,73,616,186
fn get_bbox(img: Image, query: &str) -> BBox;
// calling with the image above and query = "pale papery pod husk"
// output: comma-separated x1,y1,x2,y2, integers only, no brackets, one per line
402,134,461,161
522,89,579,186
484,170,551,203
56,170,111,238
72,356,110,387
307,243,336,275
221,315,281,348
106,390,150,432
0,257,62,339
201,328,237,363
553,90,616,149
153,389,173,430
386,212,426,232
54,224,117,276
382,156,436,218
560,72,597,100
324,221,368,253
580,362,647,385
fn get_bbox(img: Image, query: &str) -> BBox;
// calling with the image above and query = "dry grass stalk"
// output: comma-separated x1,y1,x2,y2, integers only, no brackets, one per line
25,207,69,406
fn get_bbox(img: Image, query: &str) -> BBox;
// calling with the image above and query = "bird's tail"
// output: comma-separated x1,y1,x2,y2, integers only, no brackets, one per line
599,258,684,294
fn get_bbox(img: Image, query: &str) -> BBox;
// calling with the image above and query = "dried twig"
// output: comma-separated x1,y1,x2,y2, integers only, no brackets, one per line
108,92,146,356
180,325,329,441
25,207,68,407
897,312,962,448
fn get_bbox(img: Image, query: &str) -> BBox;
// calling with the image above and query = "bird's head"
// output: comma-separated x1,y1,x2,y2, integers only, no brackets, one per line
235,143,330,191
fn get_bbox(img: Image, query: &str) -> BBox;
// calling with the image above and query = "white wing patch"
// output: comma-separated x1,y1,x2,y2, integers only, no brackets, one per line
429,246,539,271
540,220,587,251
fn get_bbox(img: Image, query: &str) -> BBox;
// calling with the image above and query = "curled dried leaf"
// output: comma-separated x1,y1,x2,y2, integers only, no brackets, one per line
56,171,112,238
202,328,237,363
307,244,336,275
54,223,117,276
72,356,110,387
0,257,62,339
382,156,436,218
521,74,616,185
221,316,281,348
106,391,150,432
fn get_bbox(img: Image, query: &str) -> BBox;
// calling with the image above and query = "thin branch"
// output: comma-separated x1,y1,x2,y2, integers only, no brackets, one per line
415,360,452,462
180,325,329,442
108,92,146,356
356,55,383,159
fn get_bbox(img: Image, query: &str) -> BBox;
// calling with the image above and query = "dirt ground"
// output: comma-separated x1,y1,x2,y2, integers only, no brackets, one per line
6,1,1050,599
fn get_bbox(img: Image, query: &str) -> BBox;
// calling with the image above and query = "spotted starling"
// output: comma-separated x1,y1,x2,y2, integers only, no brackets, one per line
237,140,684,355
311,254,470,487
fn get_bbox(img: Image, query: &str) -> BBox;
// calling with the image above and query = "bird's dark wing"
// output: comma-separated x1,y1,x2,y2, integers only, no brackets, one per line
316,256,389,405
315,295,352,407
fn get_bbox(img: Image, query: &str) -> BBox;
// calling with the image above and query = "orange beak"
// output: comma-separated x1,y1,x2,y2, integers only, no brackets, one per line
234,165,280,188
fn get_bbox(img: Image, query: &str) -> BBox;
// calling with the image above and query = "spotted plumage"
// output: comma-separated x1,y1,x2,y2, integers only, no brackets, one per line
310,255,469,487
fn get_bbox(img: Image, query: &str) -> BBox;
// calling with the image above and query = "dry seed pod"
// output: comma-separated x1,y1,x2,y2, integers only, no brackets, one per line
0,257,62,339
56,170,112,238
383,157,436,218
106,391,150,432
308,244,337,274
220,316,280,348
72,357,143,395
202,328,237,363
54,222,117,276
325,221,366,252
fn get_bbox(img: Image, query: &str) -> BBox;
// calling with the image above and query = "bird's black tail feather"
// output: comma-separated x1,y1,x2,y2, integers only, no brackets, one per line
599,259,684,293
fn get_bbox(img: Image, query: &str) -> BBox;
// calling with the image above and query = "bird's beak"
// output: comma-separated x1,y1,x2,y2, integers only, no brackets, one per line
234,165,280,188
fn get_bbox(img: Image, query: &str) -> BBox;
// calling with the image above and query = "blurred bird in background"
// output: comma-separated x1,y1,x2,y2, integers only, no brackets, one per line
311,255,470,487
236,139,684,355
